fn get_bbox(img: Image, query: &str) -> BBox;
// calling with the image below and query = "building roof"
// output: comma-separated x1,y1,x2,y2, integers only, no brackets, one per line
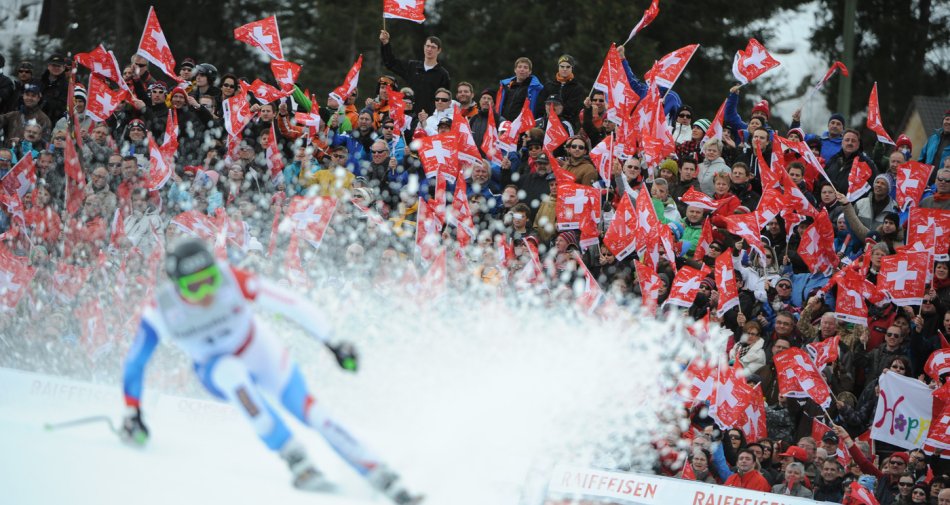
901,96,950,133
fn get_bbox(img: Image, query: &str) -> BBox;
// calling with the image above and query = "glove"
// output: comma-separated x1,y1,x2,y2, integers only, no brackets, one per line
121,407,149,445
327,342,359,372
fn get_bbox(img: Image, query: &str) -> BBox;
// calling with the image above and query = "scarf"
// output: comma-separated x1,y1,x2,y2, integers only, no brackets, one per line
556,72,574,83
934,192,950,202
933,276,950,291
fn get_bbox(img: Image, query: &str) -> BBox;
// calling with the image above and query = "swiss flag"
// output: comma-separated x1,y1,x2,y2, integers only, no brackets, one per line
665,265,705,309
806,335,841,371
146,133,171,191
0,152,35,199
866,82,894,145
731,38,780,85
589,133,615,187
925,384,950,456
497,98,536,152
222,92,254,137
740,384,768,442
812,418,852,467
556,182,601,231
171,210,218,240
634,260,662,315
448,177,475,248
85,74,131,123
896,161,934,210
844,481,880,505
693,218,714,261
481,106,503,164
574,252,604,314
265,123,284,183
415,197,443,263
724,212,767,258
293,111,322,139
136,7,179,82
451,105,482,166
63,126,83,185
0,190,24,229
593,44,639,125
328,55,363,107
49,262,91,303
383,0,426,23
234,16,284,60
634,185,675,268
284,196,338,249
603,194,637,260
645,44,700,90
160,109,179,165
834,267,887,326
248,79,289,104
704,99,726,143
925,350,950,383
418,132,460,182
711,363,755,429
622,0,660,44
270,59,301,92
780,168,818,218
847,159,873,202
715,252,739,316
543,103,570,152
635,80,674,165
74,44,127,90
798,209,838,274
774,134,833,189
908,207,950,261
677,358,719,406
389,88,409,133
808,61,850,98
0,245,34,311
878,250,929,306
774,347,832,408
680,186,721,212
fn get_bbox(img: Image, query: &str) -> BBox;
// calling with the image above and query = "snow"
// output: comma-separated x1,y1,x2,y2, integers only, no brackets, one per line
1,292,693,505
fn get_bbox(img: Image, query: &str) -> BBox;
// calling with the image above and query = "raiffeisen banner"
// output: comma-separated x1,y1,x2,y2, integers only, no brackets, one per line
546,465,836,505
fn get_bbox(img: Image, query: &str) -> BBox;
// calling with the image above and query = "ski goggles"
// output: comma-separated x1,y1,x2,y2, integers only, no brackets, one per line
176,264,223,302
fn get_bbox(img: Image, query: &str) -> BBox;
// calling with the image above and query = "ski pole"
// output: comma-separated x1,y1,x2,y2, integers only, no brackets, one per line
44,415,120,435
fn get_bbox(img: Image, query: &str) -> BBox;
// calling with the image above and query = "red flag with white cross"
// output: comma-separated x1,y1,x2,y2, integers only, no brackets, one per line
0,152,35,199
415,197,443,263
284,196,337,249
85,74,131,123
383,0,426,23
645,44,700,90
634,260,662,315
866,82,894,146
556,182,601,232
497,98,536,152
907,207,950,261
847,159,873,202
543,102,570,153
136,6,179,82
603,194,637,261
451,105,482,166
774,347,832,408
665,265,705,309
812,418,851,467
418,132,460,182
715,252,739,316
711,362,755,429
270,59,301,92
622,0,659,45
328,55,363,108
265,123,284,183
731,38,781,85
806,335,841,371
896,161,934,210
0,245,34,312
798,209,839,274
146,133,171,191
878,250,929,306
234,16,284,60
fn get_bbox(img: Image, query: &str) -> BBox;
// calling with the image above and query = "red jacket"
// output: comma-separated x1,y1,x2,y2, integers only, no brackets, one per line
724,470,771,492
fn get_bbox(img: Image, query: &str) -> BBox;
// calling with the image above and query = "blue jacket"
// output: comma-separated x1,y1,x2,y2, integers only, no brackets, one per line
820,132,843,161
919,128,950,169
621,60,681,122
724,92,773,140
498,75,544,118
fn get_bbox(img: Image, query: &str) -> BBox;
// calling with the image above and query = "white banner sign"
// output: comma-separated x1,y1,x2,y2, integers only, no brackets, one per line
546,465,831,505
871,371,933,450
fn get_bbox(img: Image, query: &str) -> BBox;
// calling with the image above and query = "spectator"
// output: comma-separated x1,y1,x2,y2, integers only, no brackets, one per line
919,109,950,172
498,57,544,120
540,55,585,127
379,30,450,116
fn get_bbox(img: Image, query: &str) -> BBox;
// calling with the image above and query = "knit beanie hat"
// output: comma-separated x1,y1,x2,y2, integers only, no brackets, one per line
873,174,891,192
751,100,770,120
829,112,846,125
659,158,679,179
73,84,87,101
692,118,711,133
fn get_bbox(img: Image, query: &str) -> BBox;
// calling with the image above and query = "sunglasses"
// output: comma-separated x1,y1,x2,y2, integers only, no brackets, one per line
709,246,723,252
371,149,388,154
568,144,586,150
899,482,914,487
591,99,605,103
678,113,692,118
886,332,902,337
777,283,791,289
135,63,147,68
938,177,950,183
434,97,451,102
220,83,236,89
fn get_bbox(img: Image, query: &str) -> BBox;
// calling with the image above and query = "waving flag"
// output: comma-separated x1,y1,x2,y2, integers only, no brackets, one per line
665,265,705,309
710,362,755,429
847,159,873,202
481,106,503,164
146,133,171,191
803,61,849,103
715,253,739,316
74,44,128,90
593,44,640,125
383,0,426,23
0,246,35,311
284,196,338,249
693,218,714,261
543,103,570,152
160,109,179,164
680,187,721,212
731,38,780,85
265,123,284,183
136,7,179,82
798,209,838,274
234,16,284,60
806,335,841,371
908,207,950,261
222,92,253,137
496,98,535,152
774,347,832,408
270,59,301,92
451,105,482,166
556,182,602,231
878,250,929,306
418,132,460,182
603,193,637,260
85,74,131,123
866,82,894,145
896,161,934,210
248,79,289,104
704,99,726,143
622,0,660,45
328,54,363,107
0,153,35,199
449,177,475,248
645,44,700,90
634,260,662,315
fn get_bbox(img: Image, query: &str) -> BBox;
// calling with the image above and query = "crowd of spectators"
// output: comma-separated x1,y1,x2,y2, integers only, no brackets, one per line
2,27,950,505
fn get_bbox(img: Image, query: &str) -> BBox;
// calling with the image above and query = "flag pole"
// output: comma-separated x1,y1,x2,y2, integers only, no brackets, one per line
382,0,386,30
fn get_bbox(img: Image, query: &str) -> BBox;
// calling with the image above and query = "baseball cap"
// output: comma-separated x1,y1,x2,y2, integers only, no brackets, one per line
822,431,839,444
778,446,807,463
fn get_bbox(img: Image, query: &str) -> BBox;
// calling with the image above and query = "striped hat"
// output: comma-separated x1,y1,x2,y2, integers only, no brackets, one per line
73,84,87,101
692,118,711,133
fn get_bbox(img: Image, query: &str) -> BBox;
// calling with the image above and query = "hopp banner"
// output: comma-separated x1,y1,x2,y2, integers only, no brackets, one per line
871,371,933,450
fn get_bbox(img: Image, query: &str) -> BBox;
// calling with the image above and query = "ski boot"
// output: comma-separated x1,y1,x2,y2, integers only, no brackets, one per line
280,440,335,492
367,465,424,504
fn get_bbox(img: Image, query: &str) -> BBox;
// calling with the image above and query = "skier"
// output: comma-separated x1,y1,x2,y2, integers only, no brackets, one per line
120,237,421,504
